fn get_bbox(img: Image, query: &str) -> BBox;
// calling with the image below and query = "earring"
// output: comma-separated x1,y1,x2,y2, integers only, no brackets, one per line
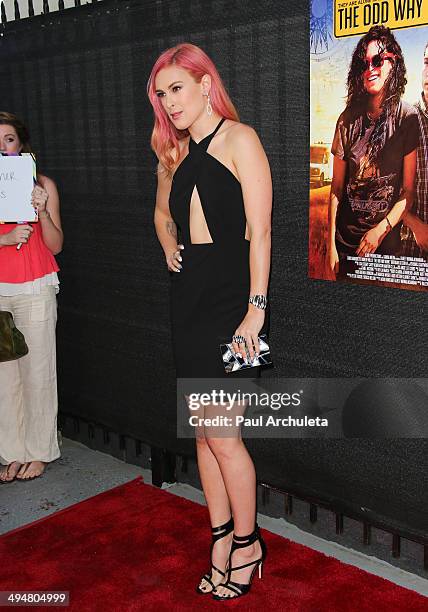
206,93,213,116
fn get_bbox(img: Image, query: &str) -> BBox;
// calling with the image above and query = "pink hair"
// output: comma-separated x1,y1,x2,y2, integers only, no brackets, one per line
147,43,239,174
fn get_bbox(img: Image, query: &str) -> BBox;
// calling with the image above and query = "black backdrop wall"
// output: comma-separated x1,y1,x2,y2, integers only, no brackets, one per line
1,0,427,539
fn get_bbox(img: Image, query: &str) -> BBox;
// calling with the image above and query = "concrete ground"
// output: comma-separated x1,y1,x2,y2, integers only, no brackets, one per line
0,437,427,600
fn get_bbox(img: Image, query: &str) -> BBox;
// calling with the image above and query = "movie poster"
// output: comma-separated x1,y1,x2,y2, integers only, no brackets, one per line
310,0,428,290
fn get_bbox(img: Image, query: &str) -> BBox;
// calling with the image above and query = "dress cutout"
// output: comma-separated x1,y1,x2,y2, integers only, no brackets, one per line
189,184,213,244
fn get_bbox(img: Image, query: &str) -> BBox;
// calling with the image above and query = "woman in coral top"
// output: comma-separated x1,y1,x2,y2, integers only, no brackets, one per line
0,112,63,482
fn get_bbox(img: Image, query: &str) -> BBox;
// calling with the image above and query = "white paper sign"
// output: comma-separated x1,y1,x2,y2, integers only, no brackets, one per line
0,154,36,223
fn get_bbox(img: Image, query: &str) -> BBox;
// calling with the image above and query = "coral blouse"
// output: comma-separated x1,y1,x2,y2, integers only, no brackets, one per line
0,221,59,295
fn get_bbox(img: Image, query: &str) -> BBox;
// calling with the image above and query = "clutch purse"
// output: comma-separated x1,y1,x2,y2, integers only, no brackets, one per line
0,310,29,362
220,333,272,374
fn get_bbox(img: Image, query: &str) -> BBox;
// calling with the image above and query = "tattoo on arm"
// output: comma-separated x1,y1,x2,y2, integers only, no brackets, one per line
166,221,178,239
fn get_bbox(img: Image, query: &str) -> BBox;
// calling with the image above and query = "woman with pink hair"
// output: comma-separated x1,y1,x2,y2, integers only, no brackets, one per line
148,43,272,600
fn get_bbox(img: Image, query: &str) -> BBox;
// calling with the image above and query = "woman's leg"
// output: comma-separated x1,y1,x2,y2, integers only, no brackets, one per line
0,296,26,481
196,435,232,525
205,433,262,594
11,287,60,478
205,435,257,534
195,432,234,591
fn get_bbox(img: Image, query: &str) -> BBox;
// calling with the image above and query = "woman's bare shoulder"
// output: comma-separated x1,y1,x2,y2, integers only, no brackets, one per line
222,123,263,164
223,121,259,147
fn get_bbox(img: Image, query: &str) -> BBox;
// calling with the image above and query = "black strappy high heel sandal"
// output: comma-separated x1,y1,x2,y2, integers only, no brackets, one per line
196,516,234,594
212,523,267,600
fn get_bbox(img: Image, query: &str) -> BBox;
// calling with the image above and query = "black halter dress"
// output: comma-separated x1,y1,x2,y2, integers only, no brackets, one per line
169,118,268,377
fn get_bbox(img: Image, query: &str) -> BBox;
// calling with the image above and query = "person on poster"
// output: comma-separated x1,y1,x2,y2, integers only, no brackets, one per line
401,42,428,260
148,43,271,599
0,112,63,482
326,26,418,280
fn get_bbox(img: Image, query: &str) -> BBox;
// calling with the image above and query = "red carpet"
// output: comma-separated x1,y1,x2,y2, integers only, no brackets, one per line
0,477,426,611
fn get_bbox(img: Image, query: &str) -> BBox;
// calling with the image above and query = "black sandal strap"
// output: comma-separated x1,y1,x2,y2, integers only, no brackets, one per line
200,574,215,590
228,579,250,592
228,558,261,572
231,524,259,548
198,565,225,592
211,516,234,542
211,564,225,577
216,582,243,597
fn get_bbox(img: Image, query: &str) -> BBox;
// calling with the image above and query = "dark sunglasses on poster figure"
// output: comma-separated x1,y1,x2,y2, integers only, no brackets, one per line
360,53,396,72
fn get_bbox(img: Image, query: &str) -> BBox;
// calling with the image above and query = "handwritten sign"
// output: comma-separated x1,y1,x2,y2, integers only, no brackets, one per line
0,154,37,223
335,0,428,38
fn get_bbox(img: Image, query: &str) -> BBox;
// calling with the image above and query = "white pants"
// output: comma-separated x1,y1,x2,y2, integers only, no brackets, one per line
0,285,60,464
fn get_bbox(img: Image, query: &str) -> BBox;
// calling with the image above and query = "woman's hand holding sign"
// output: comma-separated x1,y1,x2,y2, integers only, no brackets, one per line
0,224,33,247
31,184,49,215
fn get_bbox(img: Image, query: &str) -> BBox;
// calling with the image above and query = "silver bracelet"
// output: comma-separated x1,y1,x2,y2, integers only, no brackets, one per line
248,294,267,310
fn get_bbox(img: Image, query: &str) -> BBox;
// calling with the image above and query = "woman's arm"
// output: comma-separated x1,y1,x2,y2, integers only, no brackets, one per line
230,124,272,360
402,211,428,252
356,149,416,256
326,155,347,278
154,163,183,272
35,174,64,255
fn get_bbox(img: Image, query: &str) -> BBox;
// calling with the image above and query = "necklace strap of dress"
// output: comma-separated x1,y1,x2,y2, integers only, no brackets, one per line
198,117,225,153
190,117,226,149
210,117,226,138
